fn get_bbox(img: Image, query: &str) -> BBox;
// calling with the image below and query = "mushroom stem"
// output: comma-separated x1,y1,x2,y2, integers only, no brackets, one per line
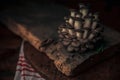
79,8,89,18
83,30,89,39
71,40,80,47
76,31,82,40
68,28,74,36
75,13,82,18
69,17,74,26
93,12,99,20
61,28,67,33
88,33,95,40
79,3,85,8
62,40,70,46
70,9,76,17
59,34,64,39
94,27,103,33
83,18,92,28
91,20,98,29
67,45,74,52
74,20,82,30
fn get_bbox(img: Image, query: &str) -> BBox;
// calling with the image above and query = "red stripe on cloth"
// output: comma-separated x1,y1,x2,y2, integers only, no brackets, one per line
19,65,34,71
21,74,41,78
18,60,31,66
17,68,35,72
18,60,27,63
19,56,24,58
19,56,25,59
17,63,32,69
18,60,30,65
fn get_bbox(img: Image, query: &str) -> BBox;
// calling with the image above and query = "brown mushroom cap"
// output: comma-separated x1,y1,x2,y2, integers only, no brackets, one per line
84,15,94,20
75,29,84,32
67,45,74,52
79,3,90,9
58,34,65,39
74,17,84,21
71,40,80,47
75,12,82,18
65,22,73,28
62,40,71,46
79,3,86,8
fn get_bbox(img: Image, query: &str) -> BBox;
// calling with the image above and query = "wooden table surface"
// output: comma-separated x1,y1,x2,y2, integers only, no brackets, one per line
0,26,120,80
0,1,120,80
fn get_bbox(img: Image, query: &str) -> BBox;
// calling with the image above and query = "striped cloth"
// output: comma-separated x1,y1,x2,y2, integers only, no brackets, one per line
14,41,45,80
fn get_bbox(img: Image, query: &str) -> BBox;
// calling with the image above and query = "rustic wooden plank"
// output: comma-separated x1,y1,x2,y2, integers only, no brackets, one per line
24,41,120,80
0,3,68,51
0,3,120,76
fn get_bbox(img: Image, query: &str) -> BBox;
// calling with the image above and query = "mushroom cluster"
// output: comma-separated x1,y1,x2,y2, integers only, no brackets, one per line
58,3,103,53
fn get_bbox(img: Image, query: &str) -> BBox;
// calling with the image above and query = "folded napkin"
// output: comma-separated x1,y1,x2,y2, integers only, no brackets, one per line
14,41,45,80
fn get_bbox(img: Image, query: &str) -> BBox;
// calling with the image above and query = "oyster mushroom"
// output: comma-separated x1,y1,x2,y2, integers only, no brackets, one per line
68,28,75,36
68,17,74,26
71,40,80,47
79,3,86,8
74,18,83,30
62,40,71,46
93,12,99,20
67,45,74,52
76,29,84,40
69,9,77,17
75,12,82,18
66,24,75,36
64,34,70,39
59,25,68,35
57,3,104,53
94,26,104,33
91,20,99,30
83,29,89,39
79,7,89,18
83,16,92,28
64,17,69,23
59,34,64,39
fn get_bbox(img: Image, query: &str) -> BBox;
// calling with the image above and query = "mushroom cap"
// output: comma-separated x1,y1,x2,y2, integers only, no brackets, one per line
79,3,90,9
62,40,71,46
64,17,69,20
69,9,77,12
93,19,99,22
79,3,86,8
58,24,66,29
93,12,99,17
75,12,82,17
67,45,74,52
71,40,80,47
74,17,84,21
84,15,94,19
75,29,84,32
66,22,74,29
69,35,76,39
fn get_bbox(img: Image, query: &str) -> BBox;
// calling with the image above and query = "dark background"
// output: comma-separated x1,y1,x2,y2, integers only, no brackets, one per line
0,0,120,31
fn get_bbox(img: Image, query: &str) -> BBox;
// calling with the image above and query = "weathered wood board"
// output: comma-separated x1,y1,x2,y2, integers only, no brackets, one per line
0,3,120,76
24,41,120,80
